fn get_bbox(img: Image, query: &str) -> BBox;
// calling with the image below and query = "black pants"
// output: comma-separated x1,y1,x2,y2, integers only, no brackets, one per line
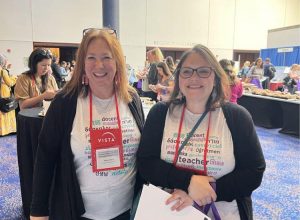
80,210,130,220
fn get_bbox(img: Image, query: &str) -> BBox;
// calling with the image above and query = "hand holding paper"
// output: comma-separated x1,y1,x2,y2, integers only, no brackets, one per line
134,184,210,220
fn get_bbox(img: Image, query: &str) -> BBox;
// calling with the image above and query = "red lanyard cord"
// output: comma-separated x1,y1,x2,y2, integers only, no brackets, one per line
173,106,211,175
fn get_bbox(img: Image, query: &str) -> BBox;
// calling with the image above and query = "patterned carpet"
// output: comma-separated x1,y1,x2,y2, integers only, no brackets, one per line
0,127,299,220
252,127,300,220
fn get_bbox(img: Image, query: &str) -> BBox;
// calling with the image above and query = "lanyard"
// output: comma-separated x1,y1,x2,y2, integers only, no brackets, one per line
89,91,122,131
31,76,39,97
173,106,211,175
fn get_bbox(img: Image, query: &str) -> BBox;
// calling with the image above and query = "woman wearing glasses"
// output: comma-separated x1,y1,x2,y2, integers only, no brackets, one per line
14,48,58,109
137,44,265,220
30,29,144,220
219,59,243,104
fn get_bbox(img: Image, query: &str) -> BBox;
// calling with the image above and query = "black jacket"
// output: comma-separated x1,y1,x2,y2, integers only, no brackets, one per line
137,102,266,220
30,91,144,219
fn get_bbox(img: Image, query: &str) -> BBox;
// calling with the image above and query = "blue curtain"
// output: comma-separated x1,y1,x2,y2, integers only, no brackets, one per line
260,46,300,66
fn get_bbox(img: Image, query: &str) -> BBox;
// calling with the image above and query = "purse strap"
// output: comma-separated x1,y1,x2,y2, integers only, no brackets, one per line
193,182,221,220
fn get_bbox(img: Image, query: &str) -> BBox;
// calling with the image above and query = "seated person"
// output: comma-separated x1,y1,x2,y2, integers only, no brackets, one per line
283,64,300,94
14,48,58,109
219,59,243,104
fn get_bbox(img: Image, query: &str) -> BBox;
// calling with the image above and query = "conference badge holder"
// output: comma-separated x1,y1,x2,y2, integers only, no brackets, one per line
90,128,124,172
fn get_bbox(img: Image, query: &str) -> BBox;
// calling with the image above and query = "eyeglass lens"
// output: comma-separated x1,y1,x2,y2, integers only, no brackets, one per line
180,67,212,78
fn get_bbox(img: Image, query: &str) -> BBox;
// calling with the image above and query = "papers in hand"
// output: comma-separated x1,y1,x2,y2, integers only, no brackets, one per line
42,100,51,115
134,184,211,220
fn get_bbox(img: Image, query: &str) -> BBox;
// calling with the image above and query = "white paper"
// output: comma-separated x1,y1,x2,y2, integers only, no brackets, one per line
42,100,51,115
134,184,211,220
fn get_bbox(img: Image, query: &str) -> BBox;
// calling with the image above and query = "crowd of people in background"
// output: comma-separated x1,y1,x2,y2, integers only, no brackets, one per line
3,27,300,220
0,44,299,139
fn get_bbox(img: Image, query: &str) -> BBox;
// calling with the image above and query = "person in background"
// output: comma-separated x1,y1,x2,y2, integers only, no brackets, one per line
149,61,174,102
60,61,69,87
71,59,76,68
145,47,164,101
66,61,71,72
165,56,176,74
137,48,164,101
219,59,243,104
14,48,58,110
0,53,17,136
247,58,265,88
282,64,300,94
238,61,250,81
138,44,265,220
60,61,69,77
263,58,276,81
51,56,64,88
30,28,144,220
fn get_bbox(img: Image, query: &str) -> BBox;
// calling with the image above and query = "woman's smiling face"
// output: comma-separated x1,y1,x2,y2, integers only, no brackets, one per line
84,38,117,96
179,52,215,104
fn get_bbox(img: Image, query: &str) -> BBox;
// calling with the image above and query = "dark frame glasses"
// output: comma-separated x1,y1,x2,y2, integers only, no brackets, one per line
179,66,215,79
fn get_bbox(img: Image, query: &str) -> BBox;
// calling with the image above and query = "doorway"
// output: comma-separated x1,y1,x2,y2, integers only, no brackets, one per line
33,42,79,63
233,50,260,68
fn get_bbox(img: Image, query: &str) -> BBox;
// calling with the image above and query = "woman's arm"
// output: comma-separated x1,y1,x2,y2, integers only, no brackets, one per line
19,90,56,110
30,95,64,217
216,104,266,201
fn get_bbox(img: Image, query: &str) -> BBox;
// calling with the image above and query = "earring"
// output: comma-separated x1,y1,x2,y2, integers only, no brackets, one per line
82,75,89,85
115,74,119,85
179,91,185,101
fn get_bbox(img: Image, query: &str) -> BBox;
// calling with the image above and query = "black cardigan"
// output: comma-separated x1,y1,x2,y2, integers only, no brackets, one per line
137,101,266,220
30,91,145,219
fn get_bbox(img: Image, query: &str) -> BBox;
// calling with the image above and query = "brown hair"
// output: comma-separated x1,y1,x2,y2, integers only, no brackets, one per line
169,44,230,111
62,28,135,103
157,62,172,78
219,59,239,86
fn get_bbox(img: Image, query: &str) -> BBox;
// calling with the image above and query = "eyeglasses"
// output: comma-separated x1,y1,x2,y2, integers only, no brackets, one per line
40,49,52,56
179,67,214,79
82,28,117,37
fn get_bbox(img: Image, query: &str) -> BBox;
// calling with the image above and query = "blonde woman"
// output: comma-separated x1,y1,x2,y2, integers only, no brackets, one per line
143,47,164,101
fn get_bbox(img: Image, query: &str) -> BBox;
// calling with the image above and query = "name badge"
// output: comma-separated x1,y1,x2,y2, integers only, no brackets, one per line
90,128,124,172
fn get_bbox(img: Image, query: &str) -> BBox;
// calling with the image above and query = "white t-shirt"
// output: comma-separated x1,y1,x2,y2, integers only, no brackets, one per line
161,105,240,220
71,95,141,220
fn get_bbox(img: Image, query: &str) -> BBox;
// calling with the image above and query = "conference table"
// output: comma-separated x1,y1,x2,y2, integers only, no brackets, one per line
17,107,43,218
238,93,300,137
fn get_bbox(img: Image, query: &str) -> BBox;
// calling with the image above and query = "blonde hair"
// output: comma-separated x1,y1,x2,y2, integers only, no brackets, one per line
151,47,164,63
62,28,135,103
243,61,250,67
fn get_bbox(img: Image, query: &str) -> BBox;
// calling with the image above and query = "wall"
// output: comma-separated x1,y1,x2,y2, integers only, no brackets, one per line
0,0,299,74
267,25,300,48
